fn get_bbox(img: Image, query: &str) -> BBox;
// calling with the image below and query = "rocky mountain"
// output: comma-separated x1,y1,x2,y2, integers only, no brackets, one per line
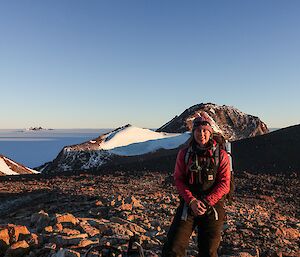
157,103,269,141
0,155,39,176
39,125,190,174
39,103,270,174
232,124,300,174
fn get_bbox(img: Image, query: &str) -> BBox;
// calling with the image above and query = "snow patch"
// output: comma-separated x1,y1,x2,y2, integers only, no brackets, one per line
0,157,19,175
3,157,39,174
81,151,110,169
109,132,190,156
209,108,216,114
100,126,185,151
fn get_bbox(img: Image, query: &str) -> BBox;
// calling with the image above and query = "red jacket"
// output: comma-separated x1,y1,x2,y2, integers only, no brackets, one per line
174,143,231,206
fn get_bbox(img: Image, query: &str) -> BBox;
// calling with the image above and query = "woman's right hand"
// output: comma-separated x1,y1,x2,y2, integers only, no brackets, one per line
190,199,207,216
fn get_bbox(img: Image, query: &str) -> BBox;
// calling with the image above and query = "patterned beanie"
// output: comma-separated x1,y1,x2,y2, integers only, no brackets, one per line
192,116,213,134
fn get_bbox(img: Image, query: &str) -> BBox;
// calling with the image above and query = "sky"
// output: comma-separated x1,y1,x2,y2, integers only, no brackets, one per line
0,0,299,129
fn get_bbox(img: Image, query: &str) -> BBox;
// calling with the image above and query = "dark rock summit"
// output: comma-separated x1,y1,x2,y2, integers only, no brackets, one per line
157,103,269,141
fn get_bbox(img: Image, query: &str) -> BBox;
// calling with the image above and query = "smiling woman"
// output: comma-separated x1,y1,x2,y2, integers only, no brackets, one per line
162,116,231,257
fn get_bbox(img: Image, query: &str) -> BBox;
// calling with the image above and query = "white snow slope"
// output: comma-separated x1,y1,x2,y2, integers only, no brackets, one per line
100,126,190,156
0,156,39,175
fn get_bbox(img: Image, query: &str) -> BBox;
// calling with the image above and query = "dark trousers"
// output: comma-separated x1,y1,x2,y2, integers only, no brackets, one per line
162,201,225,257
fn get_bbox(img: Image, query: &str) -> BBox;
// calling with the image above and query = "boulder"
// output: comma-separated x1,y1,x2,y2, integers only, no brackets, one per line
124,196,144,209
31,210,51,232
53,223,63,232
18,233,39,247
55,234,88,247
55,214,78,226
9,225,30,242
4,240,30,257
60,229,81,236
276,226,300,240
78,221,100,237
77,238,98,248
0,228,10,253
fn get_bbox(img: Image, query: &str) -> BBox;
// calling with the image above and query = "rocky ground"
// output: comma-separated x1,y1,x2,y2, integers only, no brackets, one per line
0,171,299,257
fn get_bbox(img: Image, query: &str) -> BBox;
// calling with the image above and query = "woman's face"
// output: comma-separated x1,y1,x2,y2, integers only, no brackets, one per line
194,128,211,146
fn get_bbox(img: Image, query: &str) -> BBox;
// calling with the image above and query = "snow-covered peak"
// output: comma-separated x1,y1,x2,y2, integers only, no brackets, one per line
0,155,39,176
63,124,191,157
100,125,182,150
43,125,192,173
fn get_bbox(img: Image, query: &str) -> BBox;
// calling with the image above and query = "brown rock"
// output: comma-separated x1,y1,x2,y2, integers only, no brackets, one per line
278,227,300,239
140,235,151,241
105,224,134,237
18,233,39,247
269,251,283,257
128,223,146,234
55,214,78,226
77,239,97,248
55,234,88,247
110,217,146,234
30,210,50,232
95,200,103,206
78,221,100,237
61,228,81,236
258,195,276,203
125,196,144,209
110,217,127,225
4,240,30,257
110,199,116,206
273,212,287,221
127,215,136,221
28,233,39,247
0,228,10,253
53,223,63,232
8,225,30,243
85,220,109,234
118,202,133,211
44,226,53,233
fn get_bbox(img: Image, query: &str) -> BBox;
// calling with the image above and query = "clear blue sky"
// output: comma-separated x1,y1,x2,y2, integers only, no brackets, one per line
1,0,299,129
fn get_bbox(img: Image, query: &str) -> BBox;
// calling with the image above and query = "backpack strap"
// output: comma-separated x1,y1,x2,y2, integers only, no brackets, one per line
185,144,220,167
212,144,220,168
184,146,193,165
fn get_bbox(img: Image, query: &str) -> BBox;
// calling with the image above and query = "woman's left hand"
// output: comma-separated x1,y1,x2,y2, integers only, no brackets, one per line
190,199,207,216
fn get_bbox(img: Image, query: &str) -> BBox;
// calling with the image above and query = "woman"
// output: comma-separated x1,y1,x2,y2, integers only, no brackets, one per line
162,116,231,257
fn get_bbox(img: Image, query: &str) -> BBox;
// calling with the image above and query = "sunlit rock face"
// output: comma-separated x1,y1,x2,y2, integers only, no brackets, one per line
156,103,269,141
